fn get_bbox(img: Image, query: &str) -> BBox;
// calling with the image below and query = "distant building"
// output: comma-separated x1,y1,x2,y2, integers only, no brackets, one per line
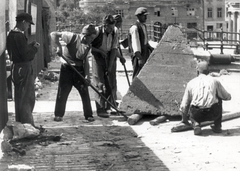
226,0,240,41
203,0,226,33
79,0,205,40
80,0,230,40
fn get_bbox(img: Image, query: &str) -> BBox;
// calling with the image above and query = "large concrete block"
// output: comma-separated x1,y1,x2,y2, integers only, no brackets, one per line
119,25,197,116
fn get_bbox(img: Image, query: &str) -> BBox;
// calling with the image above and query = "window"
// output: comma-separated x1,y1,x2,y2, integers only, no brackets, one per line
216,23,223,29
207,25,213,31
187,23,197,28
154,7,161,17
217,8,222,18
171,7,178,17
116,10,124,17
187,8,195,16
207,8,213,18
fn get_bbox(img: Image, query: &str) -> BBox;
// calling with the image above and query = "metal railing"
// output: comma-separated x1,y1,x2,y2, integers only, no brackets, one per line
56,22,240,54
201,28,240,54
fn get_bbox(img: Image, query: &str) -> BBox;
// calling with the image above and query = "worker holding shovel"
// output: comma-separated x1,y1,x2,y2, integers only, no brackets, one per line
91,15,119,118
113,14,131,87
50,24,97,122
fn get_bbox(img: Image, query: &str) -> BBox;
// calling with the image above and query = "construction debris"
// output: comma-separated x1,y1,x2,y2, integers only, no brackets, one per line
3,121,40,140
127,114,143,125
150,116,167,125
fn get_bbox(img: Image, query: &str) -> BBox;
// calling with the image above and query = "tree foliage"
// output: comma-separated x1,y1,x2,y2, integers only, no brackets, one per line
56,0,117,33
84,3,117,25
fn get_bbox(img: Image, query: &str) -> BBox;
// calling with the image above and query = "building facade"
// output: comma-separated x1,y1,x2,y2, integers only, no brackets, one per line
226,0,240,41
79,0,239,41
203,0,226,32
80,0,204,39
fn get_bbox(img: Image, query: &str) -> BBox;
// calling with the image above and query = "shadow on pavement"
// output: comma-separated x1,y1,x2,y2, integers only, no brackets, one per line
0,112,170,171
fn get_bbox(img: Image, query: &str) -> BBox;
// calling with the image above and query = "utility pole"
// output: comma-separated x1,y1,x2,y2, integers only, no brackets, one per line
202,0,205,47
202,0,205,31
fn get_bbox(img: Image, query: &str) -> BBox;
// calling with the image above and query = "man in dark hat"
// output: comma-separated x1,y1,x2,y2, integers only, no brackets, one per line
16,12,35,25
113,14,122,30
91,15,119,118
179,60,231,135
50,24,97,122
6,12,40,126
129,7,154,78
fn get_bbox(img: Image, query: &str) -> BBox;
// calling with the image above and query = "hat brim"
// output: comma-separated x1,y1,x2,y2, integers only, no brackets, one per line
135,12,149,16
30,21,34,25
104,21,115,25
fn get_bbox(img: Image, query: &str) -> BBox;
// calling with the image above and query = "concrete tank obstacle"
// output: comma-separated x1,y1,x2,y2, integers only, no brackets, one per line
119,25,197,117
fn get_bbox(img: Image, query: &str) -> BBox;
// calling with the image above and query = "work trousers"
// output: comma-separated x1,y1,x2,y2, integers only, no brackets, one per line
131,45,151,79
12,62,35,126
54,64,93,119
92,52,117,111
7,71,13,99
189,100,222,128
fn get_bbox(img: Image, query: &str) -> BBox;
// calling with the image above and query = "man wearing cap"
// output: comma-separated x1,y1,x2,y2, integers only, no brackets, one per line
129,7,154,79
179,60,231,135
108,14,126,107
6,12,40,126
113,14,126,65
50,24,96,122
91,15,119,118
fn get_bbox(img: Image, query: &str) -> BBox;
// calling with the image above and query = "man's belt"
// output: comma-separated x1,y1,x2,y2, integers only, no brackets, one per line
191,105,211,112
61,59,83,67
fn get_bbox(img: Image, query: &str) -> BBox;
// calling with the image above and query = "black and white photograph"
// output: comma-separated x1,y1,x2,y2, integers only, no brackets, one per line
0,0,240,170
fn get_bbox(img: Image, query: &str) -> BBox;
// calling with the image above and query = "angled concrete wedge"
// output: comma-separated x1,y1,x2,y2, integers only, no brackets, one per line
119,25,197,116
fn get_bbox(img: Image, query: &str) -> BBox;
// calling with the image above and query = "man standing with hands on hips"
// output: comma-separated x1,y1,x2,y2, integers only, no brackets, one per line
6,13,40,126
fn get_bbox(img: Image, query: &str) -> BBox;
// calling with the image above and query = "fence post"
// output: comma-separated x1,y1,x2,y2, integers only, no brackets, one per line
206,43,208,51
203,30,206,50
220,27,223,54
220,44,223,54
235,43,239,54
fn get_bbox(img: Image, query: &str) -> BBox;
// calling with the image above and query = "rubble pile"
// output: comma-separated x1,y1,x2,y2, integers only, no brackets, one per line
34,69,59,98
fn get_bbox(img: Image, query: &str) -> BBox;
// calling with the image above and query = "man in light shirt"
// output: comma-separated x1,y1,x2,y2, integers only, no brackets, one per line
50,24,96,122
179,60,231,135
129,7,154,78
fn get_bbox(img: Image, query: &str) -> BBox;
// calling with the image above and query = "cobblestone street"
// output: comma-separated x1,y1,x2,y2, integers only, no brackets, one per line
1,53,240,171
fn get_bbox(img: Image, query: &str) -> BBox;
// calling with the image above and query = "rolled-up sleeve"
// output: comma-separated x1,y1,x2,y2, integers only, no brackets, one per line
111,27,119,50
129,25,141,53
216,81,231,100
61,31,74,44
180,84,192,113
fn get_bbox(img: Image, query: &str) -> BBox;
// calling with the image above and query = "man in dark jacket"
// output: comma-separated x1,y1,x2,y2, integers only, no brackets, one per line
129,7,153,78
6,13,40,126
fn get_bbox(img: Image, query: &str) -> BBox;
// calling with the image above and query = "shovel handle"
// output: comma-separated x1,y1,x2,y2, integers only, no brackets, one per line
118,47,131,87
60,55,128,119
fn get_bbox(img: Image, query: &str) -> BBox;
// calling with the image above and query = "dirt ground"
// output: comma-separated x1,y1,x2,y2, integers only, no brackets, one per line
1,56,240,171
